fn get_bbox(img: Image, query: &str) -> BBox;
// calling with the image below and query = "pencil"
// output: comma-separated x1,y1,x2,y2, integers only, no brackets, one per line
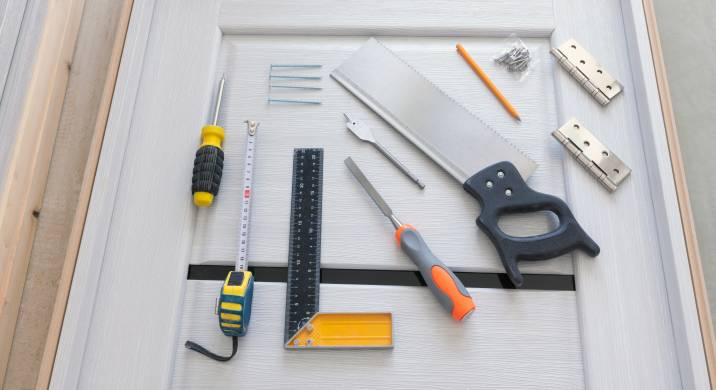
456,43,521,121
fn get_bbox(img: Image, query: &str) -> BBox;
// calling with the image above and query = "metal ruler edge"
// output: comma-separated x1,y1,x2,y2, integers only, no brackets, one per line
284,148,324,343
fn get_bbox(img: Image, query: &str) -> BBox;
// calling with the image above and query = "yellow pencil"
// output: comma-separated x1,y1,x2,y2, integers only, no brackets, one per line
456,43,521,121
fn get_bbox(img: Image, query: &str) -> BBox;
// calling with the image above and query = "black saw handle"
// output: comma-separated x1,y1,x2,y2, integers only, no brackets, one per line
463,161,599,287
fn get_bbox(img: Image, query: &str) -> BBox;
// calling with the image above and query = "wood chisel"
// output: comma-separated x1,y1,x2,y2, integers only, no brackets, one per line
345,157,475,321
185,120,259,361
344,113,425,189
332,38,600,287
284,149,393,349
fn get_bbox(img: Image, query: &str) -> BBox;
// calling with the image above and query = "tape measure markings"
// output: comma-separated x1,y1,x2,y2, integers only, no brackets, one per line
236,120,258,271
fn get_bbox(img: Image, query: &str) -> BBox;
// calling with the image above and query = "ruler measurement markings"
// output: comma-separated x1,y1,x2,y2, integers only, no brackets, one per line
284,148,324,343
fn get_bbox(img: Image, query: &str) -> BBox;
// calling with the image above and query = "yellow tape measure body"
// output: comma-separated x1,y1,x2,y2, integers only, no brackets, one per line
218,271,254,337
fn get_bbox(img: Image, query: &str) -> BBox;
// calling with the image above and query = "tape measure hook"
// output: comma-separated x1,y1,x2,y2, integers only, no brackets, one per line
245,120,259,135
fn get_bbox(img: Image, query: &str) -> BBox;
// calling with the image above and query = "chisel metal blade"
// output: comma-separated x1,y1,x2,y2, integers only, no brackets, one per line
331,38,536,184
344,157,394,216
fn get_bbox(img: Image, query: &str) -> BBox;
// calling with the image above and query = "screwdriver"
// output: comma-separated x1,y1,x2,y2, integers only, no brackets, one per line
345,157,475,321
191,75,226,207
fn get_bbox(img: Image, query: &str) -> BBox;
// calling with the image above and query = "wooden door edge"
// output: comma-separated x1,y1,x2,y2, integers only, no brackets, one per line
34,1,135,389
0,0,86,385
641,0,716,383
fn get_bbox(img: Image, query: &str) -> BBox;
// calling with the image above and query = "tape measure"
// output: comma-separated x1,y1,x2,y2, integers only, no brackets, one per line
284,149,393,349
185,120,259,362
218,120,258,337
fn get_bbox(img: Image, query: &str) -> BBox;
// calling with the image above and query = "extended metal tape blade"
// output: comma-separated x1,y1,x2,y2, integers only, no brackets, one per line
331,38,536,183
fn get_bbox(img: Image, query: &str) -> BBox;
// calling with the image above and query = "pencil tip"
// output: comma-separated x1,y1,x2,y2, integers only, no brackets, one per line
516,116,522,122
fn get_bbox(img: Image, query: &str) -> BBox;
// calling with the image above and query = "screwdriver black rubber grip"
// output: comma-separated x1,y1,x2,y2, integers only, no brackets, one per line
463,161,600,287
191,144,224,205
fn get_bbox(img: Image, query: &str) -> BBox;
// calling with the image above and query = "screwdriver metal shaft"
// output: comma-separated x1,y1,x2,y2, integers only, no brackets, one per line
191,75,227,207
212,75,225,125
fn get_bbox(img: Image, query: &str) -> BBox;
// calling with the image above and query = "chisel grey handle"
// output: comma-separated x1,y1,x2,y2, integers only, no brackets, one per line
396,225,475,321
373,142,425,189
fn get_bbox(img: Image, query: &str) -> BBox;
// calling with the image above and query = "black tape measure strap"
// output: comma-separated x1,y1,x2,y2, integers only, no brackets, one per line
185,336,237,362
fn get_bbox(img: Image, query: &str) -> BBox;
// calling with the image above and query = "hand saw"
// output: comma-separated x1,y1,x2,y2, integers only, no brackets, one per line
331,38,599,287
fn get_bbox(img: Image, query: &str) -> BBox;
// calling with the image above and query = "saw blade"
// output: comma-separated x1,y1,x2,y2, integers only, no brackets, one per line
331,38,536,183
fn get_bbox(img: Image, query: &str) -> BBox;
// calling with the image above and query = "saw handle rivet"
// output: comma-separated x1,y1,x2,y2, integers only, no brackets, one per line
486,180,494,189
505,188,513,197
497,170,505,179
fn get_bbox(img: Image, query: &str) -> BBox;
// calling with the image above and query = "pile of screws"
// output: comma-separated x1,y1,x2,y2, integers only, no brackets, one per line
495,45,531,73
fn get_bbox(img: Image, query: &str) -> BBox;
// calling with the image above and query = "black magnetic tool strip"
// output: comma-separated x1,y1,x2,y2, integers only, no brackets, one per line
187,265,575,291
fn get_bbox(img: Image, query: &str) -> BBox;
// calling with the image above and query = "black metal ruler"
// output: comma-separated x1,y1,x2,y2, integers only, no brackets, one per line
284,148,323,343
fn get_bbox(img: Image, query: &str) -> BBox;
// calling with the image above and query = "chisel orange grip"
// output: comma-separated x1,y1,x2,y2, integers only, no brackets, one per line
395,225,475,321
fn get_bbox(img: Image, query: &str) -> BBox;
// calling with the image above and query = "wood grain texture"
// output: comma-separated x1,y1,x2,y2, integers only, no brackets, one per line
0,0,85,385
219,0,555,38
552,0,707,388
52,0,710,388
639,0,715,384
617,0,710,387
195,36,570,275
172,281,583,390
48,0,151,388
1,1,134,389
51,0,208,388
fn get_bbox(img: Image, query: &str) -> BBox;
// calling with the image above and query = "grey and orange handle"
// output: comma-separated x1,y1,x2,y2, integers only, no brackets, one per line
395,224,475,321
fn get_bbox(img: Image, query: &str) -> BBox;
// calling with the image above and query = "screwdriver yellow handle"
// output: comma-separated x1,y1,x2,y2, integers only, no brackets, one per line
191,124,225,207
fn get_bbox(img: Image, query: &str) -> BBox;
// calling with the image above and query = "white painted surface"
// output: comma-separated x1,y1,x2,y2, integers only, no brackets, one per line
51,0,165,388
52,0,709,388
0,0,44,189
0,0,26,96
196,35,570,275
551,0,708,387
219,0,555,37
173,281,584,390
653,0,716,365
621,0,709,387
